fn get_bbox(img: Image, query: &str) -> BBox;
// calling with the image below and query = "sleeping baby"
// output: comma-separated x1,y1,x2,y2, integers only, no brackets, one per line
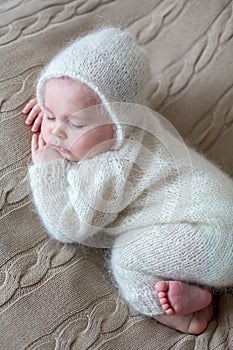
23,27,233,334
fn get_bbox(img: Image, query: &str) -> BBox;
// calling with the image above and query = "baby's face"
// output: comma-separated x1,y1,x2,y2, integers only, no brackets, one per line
41,78,114,162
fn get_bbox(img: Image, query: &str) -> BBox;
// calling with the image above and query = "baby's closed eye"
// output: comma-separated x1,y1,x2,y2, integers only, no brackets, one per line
46,115,56,121
68,120,86,128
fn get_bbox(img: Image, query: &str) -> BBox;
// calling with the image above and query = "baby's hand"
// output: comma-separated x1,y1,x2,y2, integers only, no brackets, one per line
22,98,43,132
31,134,62,164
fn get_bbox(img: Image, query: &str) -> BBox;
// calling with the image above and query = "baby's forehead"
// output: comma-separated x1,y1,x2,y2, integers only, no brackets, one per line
43,77,111,121
45,77,100,101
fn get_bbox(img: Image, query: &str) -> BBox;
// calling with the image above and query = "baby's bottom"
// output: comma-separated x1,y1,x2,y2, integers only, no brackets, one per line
110,224,233,333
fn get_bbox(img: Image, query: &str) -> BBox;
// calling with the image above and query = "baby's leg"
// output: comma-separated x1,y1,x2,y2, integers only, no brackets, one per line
110,222,230,332
155,280,212,315
111,245,214,334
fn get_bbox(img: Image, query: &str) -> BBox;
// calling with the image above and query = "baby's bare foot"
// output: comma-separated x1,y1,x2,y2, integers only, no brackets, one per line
155,281,212,315
154,302,214,335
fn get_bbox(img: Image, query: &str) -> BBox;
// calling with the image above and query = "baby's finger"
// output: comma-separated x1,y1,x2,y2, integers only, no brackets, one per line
25,103,41,126
38,134,46,148
31,111,43,132
31,133,39,153
22,98,37,114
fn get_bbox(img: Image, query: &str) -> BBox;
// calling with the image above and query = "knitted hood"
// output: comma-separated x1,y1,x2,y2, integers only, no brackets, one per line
36,27,149,148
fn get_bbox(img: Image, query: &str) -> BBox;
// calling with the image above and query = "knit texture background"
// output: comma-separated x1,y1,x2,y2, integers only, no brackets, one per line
1,0,233,349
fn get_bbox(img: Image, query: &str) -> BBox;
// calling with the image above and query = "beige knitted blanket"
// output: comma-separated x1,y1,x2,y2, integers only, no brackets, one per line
1,1,233,349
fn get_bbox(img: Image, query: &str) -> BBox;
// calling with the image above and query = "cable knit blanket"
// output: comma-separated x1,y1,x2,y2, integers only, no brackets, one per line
1,1,233,349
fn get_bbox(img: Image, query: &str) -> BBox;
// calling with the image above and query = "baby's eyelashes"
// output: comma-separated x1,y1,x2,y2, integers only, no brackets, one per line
46,116,86,128
68,120,85,128
46,115,56,121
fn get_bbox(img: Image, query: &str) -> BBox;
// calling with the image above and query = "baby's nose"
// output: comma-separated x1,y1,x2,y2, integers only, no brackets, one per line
52,124,66,139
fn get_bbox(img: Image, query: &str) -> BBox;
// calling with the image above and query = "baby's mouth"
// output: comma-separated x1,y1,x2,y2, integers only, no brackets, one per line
51,144,70,154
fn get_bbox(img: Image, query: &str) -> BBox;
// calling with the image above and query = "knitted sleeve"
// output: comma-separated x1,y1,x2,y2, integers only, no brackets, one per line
28,153,138,244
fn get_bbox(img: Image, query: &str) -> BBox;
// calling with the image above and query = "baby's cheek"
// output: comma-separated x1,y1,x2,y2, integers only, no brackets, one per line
70,135,89,157
74,126,113,156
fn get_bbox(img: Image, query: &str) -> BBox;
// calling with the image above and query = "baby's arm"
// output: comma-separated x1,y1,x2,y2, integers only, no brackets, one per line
29,159,79,243
28,154,136,244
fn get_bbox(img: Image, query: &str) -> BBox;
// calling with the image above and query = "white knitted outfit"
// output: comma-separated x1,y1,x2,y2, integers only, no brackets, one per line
29,28,233,317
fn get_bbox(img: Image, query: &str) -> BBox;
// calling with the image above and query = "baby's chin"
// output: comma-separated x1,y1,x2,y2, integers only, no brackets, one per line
64,154,80,162
62,150,105,163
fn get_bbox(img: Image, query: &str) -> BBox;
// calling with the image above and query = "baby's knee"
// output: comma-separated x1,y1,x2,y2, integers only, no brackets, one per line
110,246,163,316
196,226,233,287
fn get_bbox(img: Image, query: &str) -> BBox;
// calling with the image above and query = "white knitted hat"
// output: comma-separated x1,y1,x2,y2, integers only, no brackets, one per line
36,27,149,146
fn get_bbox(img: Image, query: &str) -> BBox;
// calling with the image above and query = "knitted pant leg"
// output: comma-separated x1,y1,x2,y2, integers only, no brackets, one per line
110,223,233,317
